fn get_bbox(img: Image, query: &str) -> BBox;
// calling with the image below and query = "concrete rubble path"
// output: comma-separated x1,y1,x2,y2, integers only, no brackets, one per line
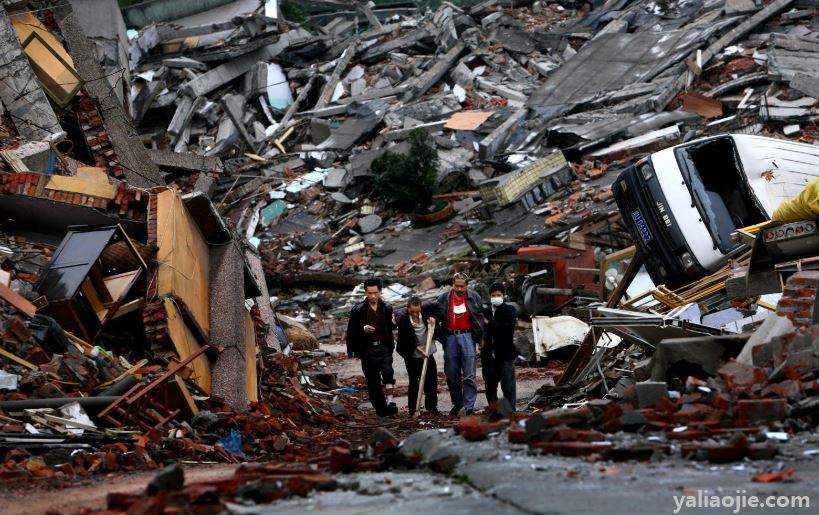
1,464,239,515
260,430,819,515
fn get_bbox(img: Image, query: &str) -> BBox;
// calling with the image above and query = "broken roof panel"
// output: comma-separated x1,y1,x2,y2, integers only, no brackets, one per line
527,27,718,119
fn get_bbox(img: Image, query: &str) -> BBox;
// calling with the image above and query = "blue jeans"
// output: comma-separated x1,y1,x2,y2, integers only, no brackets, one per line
444,333,477,410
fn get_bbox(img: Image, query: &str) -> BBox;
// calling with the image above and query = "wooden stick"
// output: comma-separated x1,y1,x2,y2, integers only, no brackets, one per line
413,319,436,418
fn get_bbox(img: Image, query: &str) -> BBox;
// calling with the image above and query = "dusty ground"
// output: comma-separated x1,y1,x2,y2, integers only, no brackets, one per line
0,463,238,515
0,346,559,515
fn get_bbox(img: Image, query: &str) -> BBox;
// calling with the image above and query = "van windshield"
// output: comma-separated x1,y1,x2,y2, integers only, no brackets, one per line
675,137,767,253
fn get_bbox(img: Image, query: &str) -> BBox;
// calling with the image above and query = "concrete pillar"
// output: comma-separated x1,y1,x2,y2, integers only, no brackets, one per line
245,248,282,352
209,241,247,411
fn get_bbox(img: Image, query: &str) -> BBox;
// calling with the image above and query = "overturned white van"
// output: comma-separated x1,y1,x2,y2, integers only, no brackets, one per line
613,134,819,289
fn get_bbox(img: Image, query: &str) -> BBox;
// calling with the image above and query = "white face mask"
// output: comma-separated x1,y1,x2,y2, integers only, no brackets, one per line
490,296,503,307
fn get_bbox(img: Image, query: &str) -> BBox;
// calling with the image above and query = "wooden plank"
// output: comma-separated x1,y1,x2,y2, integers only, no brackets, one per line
172,376,199,417
244,311,258,403
403,41,466,102
315,43,356,109
0,281,36,317
0,346,38,370
164,298,212,394
103,270,140,300
444,111,494,130
111,298,144,320
45,167,117,199
98,344,209,420
0,150,30,173
156,190,210,334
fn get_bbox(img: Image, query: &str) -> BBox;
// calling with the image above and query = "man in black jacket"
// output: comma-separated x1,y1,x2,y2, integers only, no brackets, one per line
345,278,398,417
396,297,443,416
482,282,517,407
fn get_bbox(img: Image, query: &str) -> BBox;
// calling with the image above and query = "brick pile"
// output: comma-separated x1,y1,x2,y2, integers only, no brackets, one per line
74,96,128,181
774,271,819,328
0,172,149,220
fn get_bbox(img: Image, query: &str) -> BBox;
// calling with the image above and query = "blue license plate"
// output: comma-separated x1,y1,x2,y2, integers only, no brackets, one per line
631,209,653,243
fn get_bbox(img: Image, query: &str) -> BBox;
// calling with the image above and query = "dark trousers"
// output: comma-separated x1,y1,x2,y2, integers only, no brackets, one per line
404,354,438,413
482,350,516,406
361,345,395,414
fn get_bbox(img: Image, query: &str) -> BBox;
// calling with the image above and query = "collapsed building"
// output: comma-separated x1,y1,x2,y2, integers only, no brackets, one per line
0,0,818,508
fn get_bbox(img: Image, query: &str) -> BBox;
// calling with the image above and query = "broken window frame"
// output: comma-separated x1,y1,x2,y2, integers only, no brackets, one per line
674,137,767,255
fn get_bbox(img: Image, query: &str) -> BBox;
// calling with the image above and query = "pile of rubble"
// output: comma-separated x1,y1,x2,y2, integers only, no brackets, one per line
0,0,817,507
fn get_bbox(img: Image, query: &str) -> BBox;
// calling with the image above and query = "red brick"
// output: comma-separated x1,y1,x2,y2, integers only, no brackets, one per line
329,447,353,473
736,399,787,424
531,441,610,457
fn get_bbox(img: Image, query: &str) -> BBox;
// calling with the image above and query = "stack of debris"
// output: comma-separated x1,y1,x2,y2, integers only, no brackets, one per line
0,0,817,497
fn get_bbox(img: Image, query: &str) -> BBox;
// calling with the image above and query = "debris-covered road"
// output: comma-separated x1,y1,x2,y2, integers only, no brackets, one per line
1,0,819,513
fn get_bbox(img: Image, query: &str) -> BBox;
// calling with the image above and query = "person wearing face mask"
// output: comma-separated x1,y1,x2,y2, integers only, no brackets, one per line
436,272,484,416
482,282,517,408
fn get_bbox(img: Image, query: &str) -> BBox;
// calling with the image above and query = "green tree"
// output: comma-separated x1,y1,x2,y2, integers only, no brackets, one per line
371,129,439,214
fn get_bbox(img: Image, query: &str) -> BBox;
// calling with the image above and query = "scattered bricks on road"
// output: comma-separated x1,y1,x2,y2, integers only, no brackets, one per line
369,428,400,454
330,447,354,473
457,416,507,441
703,434,749,463
619,409,648,430
508,427,527,444
736,399,788,425
718,360,768,391
531,441,610,458
608,445,666,462
752,469,795,483
634,381,669,408
747,443,779,460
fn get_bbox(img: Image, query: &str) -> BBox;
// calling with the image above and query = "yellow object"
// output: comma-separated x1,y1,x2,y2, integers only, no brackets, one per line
12,12,82,107
157,190,211,333
96,359,149,390
65,331,94,350
771,178,819,222
0,346,38,370
164,298,211,394
244,311,258,403
480,150,567,206
46,167,117,200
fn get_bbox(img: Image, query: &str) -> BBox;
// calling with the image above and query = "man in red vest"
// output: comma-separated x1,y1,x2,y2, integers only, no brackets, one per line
435,272,484,416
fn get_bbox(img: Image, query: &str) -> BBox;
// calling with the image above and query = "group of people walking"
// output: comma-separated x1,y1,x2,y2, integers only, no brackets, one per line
345,273,517,417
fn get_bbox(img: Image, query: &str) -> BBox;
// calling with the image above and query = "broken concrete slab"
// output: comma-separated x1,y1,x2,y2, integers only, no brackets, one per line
528,27,718,120
210,237,247,411
0,5,63,140
148,149,224,174
790,72,819,99
316,99,389,150
323,168,352,190
767,33,819,82
164,56,210,71
56,8,164,188
479,107,527,159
